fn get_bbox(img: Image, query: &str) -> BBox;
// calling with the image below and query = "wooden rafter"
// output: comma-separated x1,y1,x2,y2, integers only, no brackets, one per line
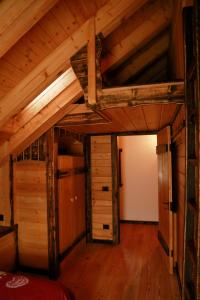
0,0,146,131
101,0,171,72
0,0,58,59
0,80,82,165
111,31,170,85
87,17,97,105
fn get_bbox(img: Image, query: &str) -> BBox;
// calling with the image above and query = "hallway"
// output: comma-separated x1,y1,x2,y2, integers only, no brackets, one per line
59,224,181,300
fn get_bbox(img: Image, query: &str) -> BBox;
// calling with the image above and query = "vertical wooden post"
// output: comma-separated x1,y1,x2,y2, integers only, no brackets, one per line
84,136,92,242
87,17,96,106
9,155,14,227
46,129,59,279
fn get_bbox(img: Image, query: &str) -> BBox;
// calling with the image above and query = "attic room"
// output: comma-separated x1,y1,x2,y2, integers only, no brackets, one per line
0,0,199,299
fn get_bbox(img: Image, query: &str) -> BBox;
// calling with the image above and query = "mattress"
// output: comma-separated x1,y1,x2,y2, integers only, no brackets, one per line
0,272,70,300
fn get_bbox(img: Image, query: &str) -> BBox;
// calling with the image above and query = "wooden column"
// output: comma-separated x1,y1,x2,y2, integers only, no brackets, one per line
46,128,59,279
87,17,97,106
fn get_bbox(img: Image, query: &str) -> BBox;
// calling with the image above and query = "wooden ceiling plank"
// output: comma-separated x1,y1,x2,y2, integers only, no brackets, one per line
8,68,77,134
122,106,147,131
0,0,143,130
0,0,59,59
88,17,97,105
160,103,179,128
112,31,170,84
0,80,82,165
98,81,184,109
142,104,163,131
102,0,171,71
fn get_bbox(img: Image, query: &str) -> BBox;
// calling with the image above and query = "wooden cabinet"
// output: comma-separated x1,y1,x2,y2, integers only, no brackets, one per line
58,155,85,255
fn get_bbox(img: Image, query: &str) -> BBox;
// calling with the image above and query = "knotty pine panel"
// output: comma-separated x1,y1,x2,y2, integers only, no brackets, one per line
14,161,48,270
0,231,16,272
0,0,108,100
91,135,113,240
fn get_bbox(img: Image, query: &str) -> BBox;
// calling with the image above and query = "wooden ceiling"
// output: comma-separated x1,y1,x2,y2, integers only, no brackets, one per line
0,0,186,163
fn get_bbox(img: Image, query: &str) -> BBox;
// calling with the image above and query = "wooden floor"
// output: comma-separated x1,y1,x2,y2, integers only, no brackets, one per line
59,224,181,300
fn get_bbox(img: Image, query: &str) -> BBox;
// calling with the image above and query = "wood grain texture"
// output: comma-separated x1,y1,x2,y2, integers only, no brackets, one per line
0,231,16,271
58,155,85,254
157,126,173,274
59,224,180,300
13,161,48,269
172,106,186,286
91,135,113,240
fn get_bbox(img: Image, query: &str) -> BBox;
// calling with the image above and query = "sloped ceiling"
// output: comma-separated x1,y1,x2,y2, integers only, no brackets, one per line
0,0,184,163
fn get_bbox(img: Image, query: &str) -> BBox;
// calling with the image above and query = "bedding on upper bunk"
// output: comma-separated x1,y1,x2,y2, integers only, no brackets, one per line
0,272,70,300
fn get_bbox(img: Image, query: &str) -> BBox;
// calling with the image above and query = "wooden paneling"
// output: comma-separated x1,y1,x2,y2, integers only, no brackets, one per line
58,155,85,254
169,0,184,80
0,231,16,271
172,105,186,287
91,136,113,240
64,104,180,135
14,161,48,270
0,160,11,226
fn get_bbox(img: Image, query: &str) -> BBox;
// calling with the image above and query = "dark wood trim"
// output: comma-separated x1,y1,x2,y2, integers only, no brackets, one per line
57,167,86,179
84,136,92,242
158,230,170,257
91,239,114,244
46,129,59,279
118,148,123,187
111,136,120,244
18,265,49,277
59,231,86,262
174,262,182,294
88,130,158,137
9,155,14,226
120,220,158,225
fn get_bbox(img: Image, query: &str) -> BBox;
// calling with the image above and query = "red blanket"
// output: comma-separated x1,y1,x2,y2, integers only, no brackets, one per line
0,272,69,300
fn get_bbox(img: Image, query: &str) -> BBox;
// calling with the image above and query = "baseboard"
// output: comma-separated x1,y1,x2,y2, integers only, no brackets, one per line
18,265,49,276
91,239,113,244
120,220,158,225
59,231,86,262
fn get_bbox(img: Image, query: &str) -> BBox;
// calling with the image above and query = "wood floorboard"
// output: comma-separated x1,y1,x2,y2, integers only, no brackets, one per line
59,224,181,300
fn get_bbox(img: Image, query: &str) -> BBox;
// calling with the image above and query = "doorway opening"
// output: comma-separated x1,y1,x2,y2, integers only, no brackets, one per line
118,135,158,224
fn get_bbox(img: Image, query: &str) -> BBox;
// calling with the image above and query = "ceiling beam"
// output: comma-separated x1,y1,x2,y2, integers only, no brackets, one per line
97,82,185,109
111,31,170,85
0,0,58,59
0,0,146,130
0,80,82,165
126,55,168,84
101,0,171,72
4,68,76,135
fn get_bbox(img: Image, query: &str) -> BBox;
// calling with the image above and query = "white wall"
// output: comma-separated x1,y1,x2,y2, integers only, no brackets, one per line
118,135,158,221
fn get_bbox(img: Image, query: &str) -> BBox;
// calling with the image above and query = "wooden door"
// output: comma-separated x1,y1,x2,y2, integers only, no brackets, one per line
157,126,173,274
